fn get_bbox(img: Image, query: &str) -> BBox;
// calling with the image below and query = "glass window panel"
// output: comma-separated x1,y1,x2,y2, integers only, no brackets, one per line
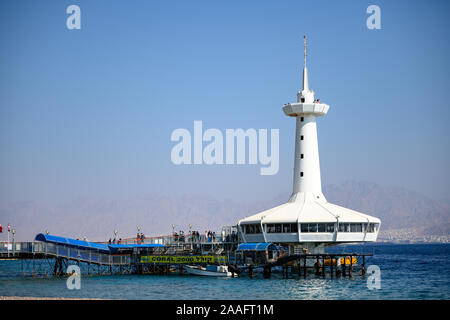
300,224,308,233
291,224,298,232
326,223,335,233
318,223,326,232
308,223,318,232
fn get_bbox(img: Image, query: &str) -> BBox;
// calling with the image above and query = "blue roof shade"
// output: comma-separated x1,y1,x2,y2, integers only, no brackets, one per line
236,243,277,251
35,234,111,253
108,243,165,253
35,234,166,253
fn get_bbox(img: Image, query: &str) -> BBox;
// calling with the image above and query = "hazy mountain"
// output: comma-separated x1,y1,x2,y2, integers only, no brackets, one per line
323,181,450,238
0,181,448,242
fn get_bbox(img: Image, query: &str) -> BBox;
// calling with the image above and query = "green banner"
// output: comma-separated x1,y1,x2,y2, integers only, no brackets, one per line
140,255,227,264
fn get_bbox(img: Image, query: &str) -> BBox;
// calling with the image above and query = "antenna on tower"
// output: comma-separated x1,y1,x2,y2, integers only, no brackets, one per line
303,35,307,67
302,35,310,91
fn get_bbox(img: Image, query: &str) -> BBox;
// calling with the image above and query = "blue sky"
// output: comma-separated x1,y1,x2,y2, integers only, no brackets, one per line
0,0,449,204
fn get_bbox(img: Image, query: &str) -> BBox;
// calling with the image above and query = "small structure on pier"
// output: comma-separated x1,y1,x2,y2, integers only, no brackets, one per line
236,242,283,265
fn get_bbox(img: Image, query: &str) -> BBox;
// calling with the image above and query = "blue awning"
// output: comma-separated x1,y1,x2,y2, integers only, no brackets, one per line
35,233,166,254
108,243,165,253
35,233,111,253
236,242,277,251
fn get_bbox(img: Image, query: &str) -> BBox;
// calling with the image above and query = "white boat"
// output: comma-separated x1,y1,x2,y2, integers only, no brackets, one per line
184,265,238,277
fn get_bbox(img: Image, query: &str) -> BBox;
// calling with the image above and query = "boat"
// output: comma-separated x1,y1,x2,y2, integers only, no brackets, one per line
184,265,238,277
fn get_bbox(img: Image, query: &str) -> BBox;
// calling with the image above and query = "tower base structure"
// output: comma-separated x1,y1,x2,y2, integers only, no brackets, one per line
238,195,381,253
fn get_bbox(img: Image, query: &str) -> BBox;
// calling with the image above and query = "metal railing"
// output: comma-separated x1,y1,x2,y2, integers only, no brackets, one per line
108,233,240,247
0,241,33,256
32,241,131,265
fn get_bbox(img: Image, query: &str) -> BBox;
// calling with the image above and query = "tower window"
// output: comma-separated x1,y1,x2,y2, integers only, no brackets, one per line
301,154,304,159
300,172,303,177
300,135,304,140
301,117,304,122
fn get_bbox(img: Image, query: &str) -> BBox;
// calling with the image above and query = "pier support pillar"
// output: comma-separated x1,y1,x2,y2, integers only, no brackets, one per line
349,256,353,278
330,256,334,278
342,257,346,277
263,266,271,279
361,256,366,276
322,257,325,277
303,256,307,278
249,264,254,278
315,257,320,276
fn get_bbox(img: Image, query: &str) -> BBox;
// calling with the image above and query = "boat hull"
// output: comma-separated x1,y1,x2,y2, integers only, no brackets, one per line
184,265,236,277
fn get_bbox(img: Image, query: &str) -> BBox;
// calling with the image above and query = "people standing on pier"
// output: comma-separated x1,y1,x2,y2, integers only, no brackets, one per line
108,238,111,244
231,230,237,242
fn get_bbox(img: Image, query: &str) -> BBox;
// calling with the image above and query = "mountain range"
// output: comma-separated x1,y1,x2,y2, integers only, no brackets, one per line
1,181,449,242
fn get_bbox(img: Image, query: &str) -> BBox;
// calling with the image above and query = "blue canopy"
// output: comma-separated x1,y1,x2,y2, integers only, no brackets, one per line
108,243,165,253
35,234,165,254
236,242,277,251
35,233,110,253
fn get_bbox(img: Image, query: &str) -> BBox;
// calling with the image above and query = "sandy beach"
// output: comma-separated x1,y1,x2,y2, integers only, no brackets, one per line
0,296,105,300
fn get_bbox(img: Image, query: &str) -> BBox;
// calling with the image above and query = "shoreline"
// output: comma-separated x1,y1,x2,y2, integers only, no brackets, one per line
0,296,106,300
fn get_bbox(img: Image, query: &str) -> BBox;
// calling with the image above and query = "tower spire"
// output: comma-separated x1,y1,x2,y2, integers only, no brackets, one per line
302,35,309,91
304,35,307,67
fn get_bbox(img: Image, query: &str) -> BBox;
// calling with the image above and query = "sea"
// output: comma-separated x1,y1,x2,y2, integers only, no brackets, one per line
0,243,449,300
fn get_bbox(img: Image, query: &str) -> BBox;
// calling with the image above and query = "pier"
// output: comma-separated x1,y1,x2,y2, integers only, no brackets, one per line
0,233,372,279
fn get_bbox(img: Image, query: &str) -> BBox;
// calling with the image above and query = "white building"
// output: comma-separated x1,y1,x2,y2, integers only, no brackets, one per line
238,37,381,253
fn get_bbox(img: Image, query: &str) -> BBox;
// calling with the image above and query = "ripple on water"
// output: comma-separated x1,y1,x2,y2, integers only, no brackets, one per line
0,244,449,299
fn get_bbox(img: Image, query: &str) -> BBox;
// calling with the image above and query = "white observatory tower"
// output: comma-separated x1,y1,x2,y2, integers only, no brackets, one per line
238,37,381,253
286,35,328,204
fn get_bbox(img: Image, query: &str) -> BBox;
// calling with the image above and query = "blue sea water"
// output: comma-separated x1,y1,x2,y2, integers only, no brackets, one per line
0,243,449,300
